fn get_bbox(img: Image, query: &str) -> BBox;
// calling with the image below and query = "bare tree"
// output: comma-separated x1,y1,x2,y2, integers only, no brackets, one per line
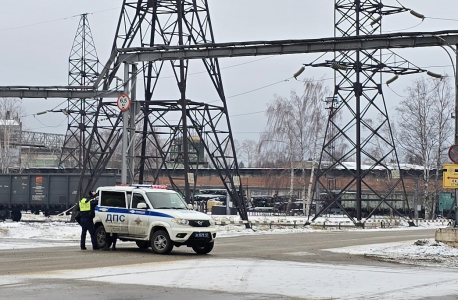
238,139,258,168
258,78,328,214
395,77,453,219
0,98,25,173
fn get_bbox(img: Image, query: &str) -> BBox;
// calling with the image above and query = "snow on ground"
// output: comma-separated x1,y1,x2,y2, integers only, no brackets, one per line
13,258,458,300
0,212,454,267
1,213,458,299
325,238,458,269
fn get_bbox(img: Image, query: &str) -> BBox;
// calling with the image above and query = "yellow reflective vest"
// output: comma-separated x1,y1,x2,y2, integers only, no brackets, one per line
79,198,91,212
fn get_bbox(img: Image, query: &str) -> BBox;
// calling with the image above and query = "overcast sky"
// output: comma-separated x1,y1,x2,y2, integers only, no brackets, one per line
1,0,458,142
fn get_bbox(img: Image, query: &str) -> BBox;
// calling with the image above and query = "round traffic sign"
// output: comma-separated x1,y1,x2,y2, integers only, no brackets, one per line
449,145,458,163
117,94,131,112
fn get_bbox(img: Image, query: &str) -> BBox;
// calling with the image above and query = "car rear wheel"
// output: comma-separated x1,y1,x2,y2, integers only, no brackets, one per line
136,241,149,249
151,230,173,254
192,242,214,254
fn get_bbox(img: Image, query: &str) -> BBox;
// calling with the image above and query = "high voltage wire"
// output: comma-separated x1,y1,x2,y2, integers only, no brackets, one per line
382,20,424,33
0,7,120,32
2,8,458,33
25,58,453,123
9,4,458,129
2,4,458,33
427,16,458,22
25,64,452,124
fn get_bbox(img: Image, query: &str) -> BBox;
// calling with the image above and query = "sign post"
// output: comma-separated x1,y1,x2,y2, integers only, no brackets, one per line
447,145,458,226
118,91,131,184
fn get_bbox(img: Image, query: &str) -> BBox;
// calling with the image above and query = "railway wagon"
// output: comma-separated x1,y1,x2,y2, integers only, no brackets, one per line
320,191,413,217
0,173,117,221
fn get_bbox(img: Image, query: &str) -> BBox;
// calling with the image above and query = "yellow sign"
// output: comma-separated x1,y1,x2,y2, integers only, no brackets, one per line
443,164,458,188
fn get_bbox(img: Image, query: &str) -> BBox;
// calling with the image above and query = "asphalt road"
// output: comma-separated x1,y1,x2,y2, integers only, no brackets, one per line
0,228,439,300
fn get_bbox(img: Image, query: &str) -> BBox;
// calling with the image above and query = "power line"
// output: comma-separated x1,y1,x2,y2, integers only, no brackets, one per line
156,56,276,80
23,59,454,127
226,77,293,99
230,110,266,117
427,16,458,22
14,3,458,133
382,20,424,33
32,114,67,129
0,7,120,32
233,131,264,135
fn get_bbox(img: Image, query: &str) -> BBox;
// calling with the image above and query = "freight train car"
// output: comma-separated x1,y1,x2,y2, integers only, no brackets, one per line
0,173,117,221
317,191,413,217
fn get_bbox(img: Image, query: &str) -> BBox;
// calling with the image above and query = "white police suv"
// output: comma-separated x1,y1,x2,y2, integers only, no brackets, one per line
93,184,216,254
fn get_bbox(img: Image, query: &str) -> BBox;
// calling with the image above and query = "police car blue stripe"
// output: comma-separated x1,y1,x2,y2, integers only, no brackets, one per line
96,206,174,218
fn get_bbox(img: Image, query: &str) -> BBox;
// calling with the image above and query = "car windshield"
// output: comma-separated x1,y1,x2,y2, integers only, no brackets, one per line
146,192,188,209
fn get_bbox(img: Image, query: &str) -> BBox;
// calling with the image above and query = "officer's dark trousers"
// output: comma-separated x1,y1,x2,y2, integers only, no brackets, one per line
80,217,98,249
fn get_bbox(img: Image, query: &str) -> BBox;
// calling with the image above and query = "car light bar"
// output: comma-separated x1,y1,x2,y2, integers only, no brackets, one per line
131,184,168,189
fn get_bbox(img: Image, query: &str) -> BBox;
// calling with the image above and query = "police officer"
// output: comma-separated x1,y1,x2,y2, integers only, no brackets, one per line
77,191,99,250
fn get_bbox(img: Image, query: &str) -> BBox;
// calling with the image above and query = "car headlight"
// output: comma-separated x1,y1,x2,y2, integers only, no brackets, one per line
209,218,215,226
172,218,189,225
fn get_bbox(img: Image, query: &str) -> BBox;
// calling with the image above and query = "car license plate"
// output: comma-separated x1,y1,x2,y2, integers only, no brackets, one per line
194,232,209,238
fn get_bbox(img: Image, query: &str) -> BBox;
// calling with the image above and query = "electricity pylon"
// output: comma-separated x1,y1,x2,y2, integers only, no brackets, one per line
309,0,424,224
61,13,122,172
89,1,248,220
61,13,122,180
59,14,99,169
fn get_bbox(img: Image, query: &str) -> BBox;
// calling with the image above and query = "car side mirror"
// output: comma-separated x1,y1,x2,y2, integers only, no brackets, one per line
137,203,148,209
188,204,194,210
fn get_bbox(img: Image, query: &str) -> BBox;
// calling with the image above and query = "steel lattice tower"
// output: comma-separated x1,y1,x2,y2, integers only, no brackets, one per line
85,0,248,220
59,14,99,169
310,0,422,224
61,14,122,177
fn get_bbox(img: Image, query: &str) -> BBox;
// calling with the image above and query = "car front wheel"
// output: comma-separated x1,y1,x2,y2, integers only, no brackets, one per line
95,225,107,249
151,230,173,254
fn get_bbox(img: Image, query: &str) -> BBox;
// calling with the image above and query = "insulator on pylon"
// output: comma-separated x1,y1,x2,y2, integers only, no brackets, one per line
293,66,305,79
370,16,382,26
331,61,348,71
410,10,425,20
386,75,399,85
426,71,444,79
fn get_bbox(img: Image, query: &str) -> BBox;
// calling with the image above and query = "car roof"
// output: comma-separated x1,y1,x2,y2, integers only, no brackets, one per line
96,186,177,193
